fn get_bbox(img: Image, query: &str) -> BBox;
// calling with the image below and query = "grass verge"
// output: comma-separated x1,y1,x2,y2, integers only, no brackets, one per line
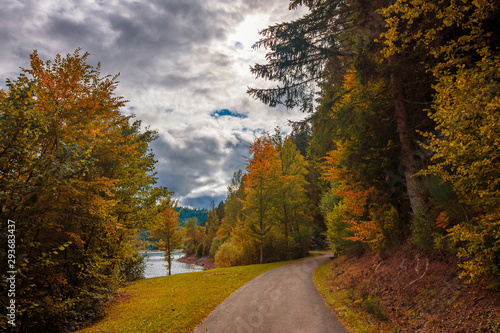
78,261,294,333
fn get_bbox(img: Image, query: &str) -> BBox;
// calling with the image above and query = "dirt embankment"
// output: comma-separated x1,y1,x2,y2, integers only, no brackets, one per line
325,243,500,332
177,254,216,270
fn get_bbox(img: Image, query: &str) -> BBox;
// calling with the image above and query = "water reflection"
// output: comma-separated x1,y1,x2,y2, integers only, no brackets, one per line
141,251,204,279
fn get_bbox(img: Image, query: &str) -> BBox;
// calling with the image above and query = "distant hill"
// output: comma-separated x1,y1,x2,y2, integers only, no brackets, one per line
176,207,209,226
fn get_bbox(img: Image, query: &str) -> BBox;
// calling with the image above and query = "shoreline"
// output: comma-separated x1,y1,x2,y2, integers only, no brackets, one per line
177,254,216,270
137,249,183,253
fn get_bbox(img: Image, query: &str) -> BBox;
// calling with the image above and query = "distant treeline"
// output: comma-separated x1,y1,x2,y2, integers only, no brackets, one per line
176,207,210,226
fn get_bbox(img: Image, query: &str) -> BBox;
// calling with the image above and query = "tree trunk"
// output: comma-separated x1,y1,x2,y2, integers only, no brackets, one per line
283,202,289,260
389,54,426,217
259,184,264,264
166,237,172,276
167,253,172,276
260,241,264,264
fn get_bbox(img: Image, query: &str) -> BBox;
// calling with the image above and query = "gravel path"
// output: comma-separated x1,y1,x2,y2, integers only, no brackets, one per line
193,255,348,333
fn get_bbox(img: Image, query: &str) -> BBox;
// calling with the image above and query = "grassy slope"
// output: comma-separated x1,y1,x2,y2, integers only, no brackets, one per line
78,261,293,333
314,244,500,333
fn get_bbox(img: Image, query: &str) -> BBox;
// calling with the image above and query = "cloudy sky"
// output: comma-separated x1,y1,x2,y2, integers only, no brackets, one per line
1,0,309,208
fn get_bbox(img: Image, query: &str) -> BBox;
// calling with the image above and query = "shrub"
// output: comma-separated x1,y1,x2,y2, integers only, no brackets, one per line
122,251,146,282
209,237,221,258
215,242,243,268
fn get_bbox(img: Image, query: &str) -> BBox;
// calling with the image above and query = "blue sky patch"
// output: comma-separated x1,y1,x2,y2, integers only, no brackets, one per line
210,109,248,119
235,41,244,50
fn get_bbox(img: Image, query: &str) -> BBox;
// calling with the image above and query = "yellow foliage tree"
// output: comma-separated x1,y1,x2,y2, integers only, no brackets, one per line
244,135,281,263
381,0,500,285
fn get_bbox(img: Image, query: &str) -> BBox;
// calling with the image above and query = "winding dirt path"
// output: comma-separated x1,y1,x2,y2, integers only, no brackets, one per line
193,255,348,333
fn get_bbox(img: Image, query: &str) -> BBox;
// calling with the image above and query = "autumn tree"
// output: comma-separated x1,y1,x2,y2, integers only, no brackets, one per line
182,217,204,255
273,133,312,259
244,135,281,264
149,195,182,276
0,50,163,332
244,0,499,290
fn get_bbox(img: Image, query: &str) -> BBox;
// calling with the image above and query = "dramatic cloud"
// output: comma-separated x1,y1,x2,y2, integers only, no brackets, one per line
0,0,308,208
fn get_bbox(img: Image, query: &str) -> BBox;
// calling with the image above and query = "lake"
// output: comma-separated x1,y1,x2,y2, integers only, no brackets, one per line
141,250,205,278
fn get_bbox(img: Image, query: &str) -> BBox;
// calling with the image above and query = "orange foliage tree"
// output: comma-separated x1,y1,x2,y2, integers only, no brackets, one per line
322,148,377,250
0,50,164,331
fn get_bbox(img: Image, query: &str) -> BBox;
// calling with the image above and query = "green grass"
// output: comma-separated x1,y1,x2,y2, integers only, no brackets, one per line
309,250,334,255
78,261,294,333
313,260,391,333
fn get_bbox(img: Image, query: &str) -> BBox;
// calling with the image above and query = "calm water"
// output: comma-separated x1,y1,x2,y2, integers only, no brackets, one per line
141,251,204,279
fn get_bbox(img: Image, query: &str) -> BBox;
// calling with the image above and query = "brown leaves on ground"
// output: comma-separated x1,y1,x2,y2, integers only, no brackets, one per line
327,243,500,332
